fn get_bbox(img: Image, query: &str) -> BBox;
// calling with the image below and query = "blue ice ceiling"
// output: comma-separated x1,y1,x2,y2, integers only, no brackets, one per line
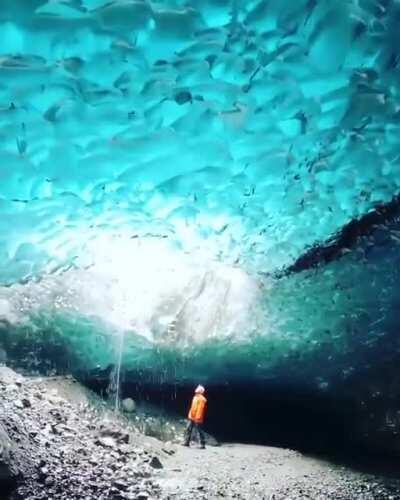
1,0,400,282
1,0,400,384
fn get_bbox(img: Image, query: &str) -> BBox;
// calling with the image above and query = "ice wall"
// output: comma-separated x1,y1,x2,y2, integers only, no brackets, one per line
1,1,400,390
0,237,261,353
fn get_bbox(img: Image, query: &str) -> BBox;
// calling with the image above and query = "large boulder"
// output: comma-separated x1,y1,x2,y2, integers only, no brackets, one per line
122,398,136,413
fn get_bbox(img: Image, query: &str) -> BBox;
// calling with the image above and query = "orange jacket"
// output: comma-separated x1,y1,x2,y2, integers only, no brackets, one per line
188,394,207,424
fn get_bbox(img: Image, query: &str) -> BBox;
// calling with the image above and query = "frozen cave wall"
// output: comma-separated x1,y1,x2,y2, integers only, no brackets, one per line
1,0,400,280
1,0,400,452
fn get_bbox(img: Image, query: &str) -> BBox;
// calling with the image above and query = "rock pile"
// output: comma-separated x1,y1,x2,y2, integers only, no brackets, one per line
0,367,163,500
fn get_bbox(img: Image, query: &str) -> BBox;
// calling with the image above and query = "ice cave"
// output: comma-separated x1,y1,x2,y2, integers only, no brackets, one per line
2,1,400,498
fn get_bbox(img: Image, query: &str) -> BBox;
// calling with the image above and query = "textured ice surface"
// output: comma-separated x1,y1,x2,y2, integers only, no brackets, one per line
1,0,400,281
1,1,400,385
0,238,261,345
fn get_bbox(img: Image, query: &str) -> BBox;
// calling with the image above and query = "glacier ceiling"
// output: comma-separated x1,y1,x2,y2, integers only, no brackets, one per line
1,0,400,386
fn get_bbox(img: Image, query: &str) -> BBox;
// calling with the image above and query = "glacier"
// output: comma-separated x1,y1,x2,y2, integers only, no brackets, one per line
1,0,400,443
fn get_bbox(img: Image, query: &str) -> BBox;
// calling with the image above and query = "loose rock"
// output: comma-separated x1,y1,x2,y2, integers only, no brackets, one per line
122,398,136,413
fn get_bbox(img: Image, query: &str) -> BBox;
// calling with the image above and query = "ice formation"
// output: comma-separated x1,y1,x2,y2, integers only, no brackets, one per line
0,1,400,386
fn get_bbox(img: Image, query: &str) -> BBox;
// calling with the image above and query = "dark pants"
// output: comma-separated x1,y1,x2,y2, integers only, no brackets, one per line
184,419,205,446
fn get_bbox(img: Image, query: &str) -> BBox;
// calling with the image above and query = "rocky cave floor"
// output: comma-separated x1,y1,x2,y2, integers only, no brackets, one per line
1,368,400,500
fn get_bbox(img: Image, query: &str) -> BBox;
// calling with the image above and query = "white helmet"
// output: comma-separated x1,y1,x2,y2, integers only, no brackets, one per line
195,385,205,394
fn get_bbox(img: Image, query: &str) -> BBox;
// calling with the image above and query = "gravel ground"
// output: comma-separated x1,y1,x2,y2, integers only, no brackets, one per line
157,441,400,499
2,366,400,500
0,367,165,500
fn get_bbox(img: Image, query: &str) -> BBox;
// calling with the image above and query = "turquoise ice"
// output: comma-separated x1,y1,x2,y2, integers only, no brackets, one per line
0,1,400,386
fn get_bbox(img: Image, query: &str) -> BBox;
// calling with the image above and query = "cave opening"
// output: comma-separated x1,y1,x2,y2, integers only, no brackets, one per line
80,362,400,473
118,380,356,453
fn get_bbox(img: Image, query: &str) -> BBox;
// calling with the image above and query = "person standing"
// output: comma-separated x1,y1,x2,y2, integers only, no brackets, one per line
183,385,207,449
